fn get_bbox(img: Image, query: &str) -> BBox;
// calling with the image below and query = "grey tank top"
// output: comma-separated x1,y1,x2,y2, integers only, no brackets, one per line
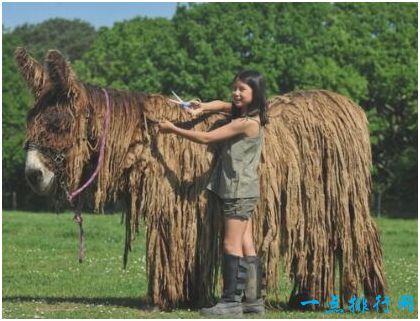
207,120,263,199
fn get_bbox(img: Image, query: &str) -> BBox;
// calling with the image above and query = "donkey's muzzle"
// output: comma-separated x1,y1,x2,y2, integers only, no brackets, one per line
25,150,56,195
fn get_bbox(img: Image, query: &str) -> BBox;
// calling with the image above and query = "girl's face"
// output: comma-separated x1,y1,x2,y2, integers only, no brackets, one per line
232,80,253,109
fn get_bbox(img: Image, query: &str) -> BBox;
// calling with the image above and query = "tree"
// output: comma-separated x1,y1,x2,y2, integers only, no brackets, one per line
2,32,48,209
335,3,418,215
10,18,97,61
74,17,186,95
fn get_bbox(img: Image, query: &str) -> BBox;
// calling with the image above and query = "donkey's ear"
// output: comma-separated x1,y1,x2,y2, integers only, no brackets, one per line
15,47,50,99
46,49,83,98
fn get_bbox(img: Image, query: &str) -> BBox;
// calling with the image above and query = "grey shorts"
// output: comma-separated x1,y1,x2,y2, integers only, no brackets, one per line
222,198,258,221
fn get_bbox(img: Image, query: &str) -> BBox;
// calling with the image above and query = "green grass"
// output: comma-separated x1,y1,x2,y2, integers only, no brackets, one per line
2,211,418,318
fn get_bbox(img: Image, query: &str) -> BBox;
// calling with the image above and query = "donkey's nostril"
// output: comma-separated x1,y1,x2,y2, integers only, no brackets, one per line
26,169,43,186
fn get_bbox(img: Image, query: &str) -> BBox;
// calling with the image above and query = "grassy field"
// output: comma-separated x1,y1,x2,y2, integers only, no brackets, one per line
2,211,418,319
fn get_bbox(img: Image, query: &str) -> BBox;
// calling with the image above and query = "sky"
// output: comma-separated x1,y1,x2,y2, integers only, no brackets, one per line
2,2,179,30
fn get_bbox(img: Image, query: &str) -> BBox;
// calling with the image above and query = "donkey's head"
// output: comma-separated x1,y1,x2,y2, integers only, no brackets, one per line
16,48,90,196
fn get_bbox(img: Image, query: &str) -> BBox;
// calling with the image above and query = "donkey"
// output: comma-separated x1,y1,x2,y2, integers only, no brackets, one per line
16,47,386,310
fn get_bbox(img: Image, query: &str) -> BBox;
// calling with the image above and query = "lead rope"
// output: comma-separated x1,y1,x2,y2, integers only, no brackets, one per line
74,195,85,263
68,88,111,262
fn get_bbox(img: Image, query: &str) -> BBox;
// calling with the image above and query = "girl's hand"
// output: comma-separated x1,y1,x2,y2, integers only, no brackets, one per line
157,120,176,133
190,101,201,109
186,106,204,117
185,100,203,117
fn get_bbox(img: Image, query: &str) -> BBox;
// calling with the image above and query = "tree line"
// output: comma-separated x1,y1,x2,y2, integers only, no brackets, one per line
2,3,417,216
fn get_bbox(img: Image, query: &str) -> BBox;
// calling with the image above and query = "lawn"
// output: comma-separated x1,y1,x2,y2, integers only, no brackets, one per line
2,211,418,318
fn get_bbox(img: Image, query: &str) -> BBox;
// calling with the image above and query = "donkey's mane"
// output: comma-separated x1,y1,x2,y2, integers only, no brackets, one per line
80,85,148,211
74,83,227,213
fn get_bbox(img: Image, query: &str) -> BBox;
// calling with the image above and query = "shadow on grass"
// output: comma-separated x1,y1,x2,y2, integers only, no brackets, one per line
3,296,309,312
2,295,156,311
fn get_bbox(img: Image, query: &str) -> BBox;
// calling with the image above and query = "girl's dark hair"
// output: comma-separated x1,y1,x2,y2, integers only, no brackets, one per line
231,70,268,126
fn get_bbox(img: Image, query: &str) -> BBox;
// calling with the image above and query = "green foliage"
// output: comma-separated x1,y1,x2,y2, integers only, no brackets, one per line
74,18,186,94
2,32,33,208
336,3,418,212
2,212,418,318
10,18,97,61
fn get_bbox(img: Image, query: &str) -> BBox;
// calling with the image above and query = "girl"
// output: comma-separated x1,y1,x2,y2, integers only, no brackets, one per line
158,70,267,316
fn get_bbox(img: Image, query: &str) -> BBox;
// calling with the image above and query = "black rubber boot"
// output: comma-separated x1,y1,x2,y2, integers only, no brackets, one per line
242,256,265,314
200,254,247,317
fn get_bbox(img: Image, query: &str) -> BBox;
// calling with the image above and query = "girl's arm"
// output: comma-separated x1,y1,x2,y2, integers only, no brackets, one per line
158,118,248,145
188,100,231,116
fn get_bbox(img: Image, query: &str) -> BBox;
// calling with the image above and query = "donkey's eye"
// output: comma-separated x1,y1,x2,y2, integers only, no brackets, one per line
45,112,71,133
